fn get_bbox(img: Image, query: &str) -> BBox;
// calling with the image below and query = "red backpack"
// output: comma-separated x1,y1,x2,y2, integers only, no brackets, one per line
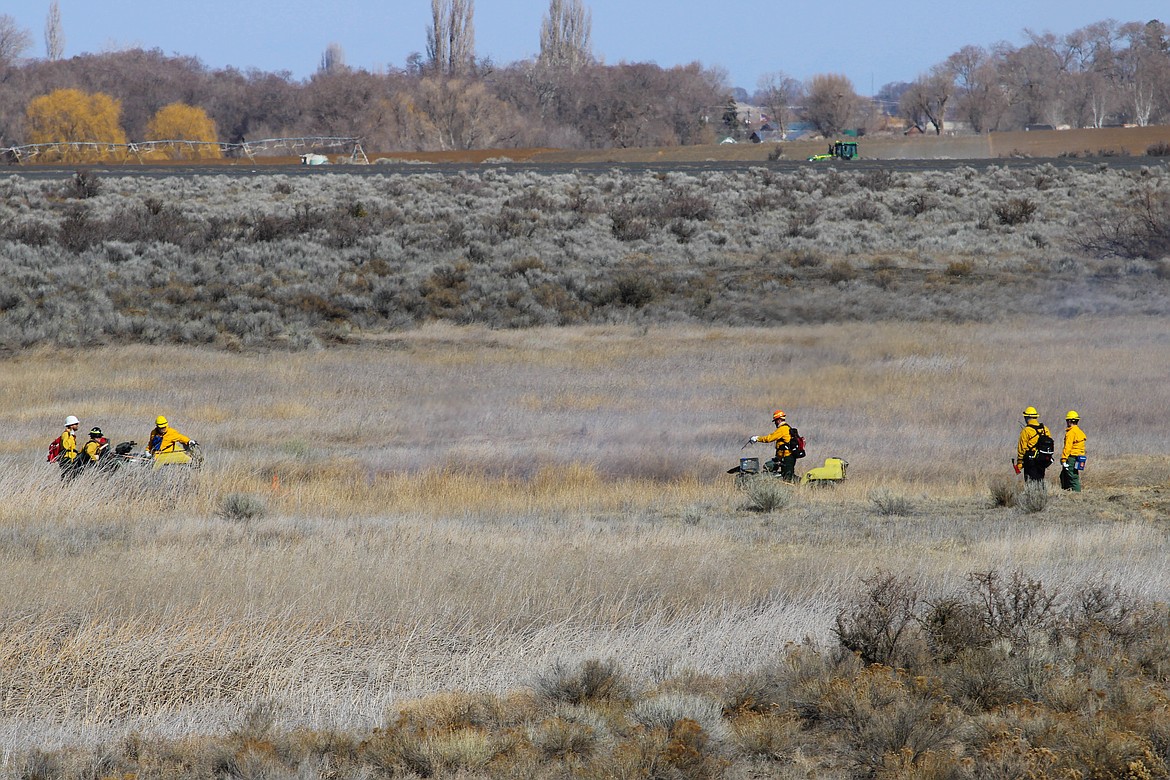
47,436,62,463
788,427,807,459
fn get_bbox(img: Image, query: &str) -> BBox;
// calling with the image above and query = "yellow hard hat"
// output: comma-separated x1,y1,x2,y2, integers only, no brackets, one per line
1066,410,1079,421
1023,406,1038,417
155,415,168,427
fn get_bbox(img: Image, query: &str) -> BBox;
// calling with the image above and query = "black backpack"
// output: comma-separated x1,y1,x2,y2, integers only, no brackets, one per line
788,427,807,459
1029,424,1054,467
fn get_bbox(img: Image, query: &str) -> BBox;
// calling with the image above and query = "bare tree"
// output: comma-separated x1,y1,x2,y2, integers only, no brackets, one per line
899,65,952,134
0,14,32,70
945,45,1007,132
427,0,475,75
426,0,448,73
1117,20,1170,126
44,1,64,61
753,70,802,134
897,82,929,133
804,73,860,137
995,40,1065,127
319,41,346,74
539,0,592,72
447,0,475,75
413,76,518,149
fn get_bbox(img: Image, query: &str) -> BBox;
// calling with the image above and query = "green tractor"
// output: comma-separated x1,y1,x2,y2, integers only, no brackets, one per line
807,141,859,161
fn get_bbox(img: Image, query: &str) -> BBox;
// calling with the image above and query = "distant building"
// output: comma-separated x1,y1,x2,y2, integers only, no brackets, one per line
750,122,784,143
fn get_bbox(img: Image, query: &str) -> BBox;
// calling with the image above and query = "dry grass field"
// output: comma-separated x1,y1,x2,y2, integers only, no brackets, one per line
234,125,1170,165
3,317,1170,777
19,124,1165,168
4,151,1170,777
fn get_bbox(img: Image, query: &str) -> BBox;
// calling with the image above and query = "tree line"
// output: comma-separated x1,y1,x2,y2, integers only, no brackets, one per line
1,6,1169,157
882,19,1170,134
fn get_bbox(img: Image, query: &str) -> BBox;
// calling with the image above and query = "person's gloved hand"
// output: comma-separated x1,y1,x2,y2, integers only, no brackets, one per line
750,436,759,443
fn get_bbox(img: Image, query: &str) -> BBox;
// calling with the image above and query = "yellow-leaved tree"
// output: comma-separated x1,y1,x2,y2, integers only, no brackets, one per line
146,102,222,159
25,88,128,162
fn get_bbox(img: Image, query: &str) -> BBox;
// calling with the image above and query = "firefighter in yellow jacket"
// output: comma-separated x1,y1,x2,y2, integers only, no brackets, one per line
751,409,798,483
147,415,196,456
1060,410,1086,492
80,427,110,467
58,415,81,479
1015,406,1053,485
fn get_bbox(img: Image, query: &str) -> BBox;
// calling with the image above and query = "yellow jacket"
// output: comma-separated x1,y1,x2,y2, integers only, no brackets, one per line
758,423,794,457
1017,422,1050,462
60,428,78,461
82,438,108,462
1062,424,1086,461
148,426,191,454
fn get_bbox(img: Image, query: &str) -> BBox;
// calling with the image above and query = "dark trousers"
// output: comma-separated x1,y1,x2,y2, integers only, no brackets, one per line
767,454,798,482
1022,456,1048,485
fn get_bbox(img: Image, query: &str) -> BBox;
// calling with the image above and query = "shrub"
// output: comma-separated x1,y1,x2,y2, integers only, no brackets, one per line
1076,186,1170,259
805,666,961,777
1147,141,1170,157
993,197,1037,226
743,476,793,512
362,725,435,777
7,220,55,246
785,248,824,268
845,200,883,222
869,490,914,516
615,718,725,780
488,207,538,240
669,218,700,243
1017,484,1048,513
858,168,895,192
874,269,896,290
903,192,939,216
729,710,802,762
833,571,922,667
988,477,1018,507
662,191,713,221
65,169,101,199
744,192,778,214
426,728,507,773
593,273,655,309
535,658,634,706
528,705,611,762
609,203,654,241
630,693,732,744
944,259,974,278
785,210,818,239
966,570,1059,648
218,492,267,521
825,260,857,283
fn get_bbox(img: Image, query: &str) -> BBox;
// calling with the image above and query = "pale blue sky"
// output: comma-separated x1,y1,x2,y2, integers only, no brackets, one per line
8,0,1168,93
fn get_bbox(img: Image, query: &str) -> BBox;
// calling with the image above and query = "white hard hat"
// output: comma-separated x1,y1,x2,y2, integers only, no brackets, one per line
64,415,79,426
